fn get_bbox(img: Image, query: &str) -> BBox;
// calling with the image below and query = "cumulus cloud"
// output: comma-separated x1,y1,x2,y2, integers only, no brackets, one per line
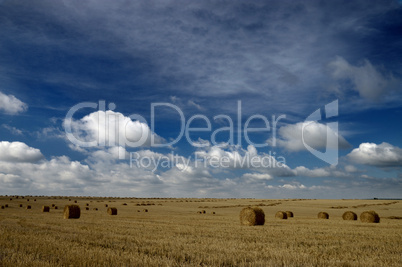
64,110,164,149
294,166,330,177
348,142,402,167
0,141,44,163
241,173,273,181
0,91,27,114
329,56,398,100
270,121,350,152
280,183,306,190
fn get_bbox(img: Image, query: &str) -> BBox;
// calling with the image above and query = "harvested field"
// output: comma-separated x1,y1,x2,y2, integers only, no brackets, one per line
0,197,401,266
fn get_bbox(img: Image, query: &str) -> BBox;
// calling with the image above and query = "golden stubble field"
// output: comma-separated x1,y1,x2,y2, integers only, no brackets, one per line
0,197,401,267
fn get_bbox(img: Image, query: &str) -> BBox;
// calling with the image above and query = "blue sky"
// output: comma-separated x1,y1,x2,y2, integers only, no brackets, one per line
0,0,401,198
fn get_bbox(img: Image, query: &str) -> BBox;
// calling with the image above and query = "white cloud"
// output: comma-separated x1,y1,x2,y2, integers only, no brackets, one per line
294,166,330,177
0,141,44,163
280,183,306,190
241,173,273,181
348,142,402,167
344,165,358,173
64,110,164,149
2,124,23,135
329,56,398,100
0,91,27,114
270,121,350,152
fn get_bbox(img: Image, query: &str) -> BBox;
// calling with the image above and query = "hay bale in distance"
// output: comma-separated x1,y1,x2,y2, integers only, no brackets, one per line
26,205,31,209
240,207,265,226
85,207,89,210
54,206,58,210
105,204,108,207
143,209,148,212
19,204,23,208
51,204,55,207
202,210,206,214
5,204,8,208
86,203,89,206
64,205,80,219
1,206,4,209
93,208,98,211
74,200,77,203
275,211,288,219
212,212,216,215
42,206,50,212
342,211,357,220
285,211,294,218
360,211,380,223
122,203,127,206
107,207,117,215
318,212,329,219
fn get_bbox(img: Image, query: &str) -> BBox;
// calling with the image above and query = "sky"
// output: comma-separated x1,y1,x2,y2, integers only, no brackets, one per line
0,0,401,198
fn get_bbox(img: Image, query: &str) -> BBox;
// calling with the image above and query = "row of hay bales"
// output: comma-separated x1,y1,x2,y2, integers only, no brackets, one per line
63,205,149,219
197,210,216,214
240,207,380,225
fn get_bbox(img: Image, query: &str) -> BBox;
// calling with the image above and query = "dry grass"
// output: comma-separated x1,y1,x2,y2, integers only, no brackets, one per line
0,197,401,266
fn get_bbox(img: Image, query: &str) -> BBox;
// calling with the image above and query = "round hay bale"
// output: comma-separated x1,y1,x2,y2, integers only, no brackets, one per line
360,211,380,223
342,211,357,220
9,198,12,201
64,205,80,219
93,208,98,211
105,204,108,207
86,203,89,206
137,210,140,212
318,212,329,219
5,204,8,208
212,212,216,215
275,211,288,219
26,205,31,209
27,199,29,202
85,207,89,210
197,211,202,214
107,207,117,215
42,206,50,212
240,207,265,226
1,206,4,209
285,211,294,218
202,210,206,214
34,199,36,202
54,206,58,210
74,200,77,203
122,203,127,206
19,204,23,208
143,209,148,212
51,204,55,207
